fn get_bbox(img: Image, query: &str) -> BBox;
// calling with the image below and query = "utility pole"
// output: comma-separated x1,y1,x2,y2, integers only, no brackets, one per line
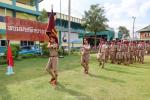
59,0,62,47
68,0,71,54
60,0,62,25
132,16,136,38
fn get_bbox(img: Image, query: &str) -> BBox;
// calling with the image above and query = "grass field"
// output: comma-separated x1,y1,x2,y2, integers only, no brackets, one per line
0,54,150,100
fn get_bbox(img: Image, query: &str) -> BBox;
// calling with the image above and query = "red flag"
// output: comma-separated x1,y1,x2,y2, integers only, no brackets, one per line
46,9,58,43
7,41,14,67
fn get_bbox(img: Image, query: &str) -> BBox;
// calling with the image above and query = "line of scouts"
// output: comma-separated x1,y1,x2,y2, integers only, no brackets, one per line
81,39,149,72
97,39,149,68
45,37,150,86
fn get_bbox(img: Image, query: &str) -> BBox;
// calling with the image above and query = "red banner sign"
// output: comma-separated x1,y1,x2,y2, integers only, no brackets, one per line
6,16,49,41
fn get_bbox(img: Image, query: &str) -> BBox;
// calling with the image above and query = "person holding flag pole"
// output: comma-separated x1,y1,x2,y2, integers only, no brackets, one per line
45,6,59,86
6,40,15,75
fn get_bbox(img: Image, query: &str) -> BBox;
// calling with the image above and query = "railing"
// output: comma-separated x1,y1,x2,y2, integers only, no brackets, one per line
56,12,82,24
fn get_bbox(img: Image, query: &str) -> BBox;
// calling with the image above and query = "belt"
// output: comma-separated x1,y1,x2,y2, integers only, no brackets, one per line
50,56,58,57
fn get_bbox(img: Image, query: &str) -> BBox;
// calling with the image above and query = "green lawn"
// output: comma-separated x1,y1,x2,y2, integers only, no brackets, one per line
0,54,150,100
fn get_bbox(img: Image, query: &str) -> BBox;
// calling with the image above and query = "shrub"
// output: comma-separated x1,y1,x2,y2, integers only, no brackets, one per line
0,56,7,65
11,44,20,58
4,44,20,59
41,43,49,56
19,54,38,59
59,46,68,56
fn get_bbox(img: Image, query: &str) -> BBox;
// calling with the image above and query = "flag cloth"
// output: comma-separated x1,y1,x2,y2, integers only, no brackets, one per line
46,9,58,43
7,41,14,67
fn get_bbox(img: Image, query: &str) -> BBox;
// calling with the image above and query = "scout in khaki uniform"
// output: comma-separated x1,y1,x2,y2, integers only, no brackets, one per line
137,41,143,63
45,37,58,85
105,41,109,63
122,41,129,65
81,38,91,74
121,41,125,63
148,42,150,55
121,41,126,64
137,42,140,62
127,42,131,65
97,40,107,68
116,41,123,64
139,41,145,64
133,42,138,62
109,41,116,64
145,42,150,55
129,42,134,64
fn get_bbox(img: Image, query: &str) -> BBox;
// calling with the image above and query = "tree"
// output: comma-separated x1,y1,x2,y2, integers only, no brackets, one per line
82,4,108,47
38,8,48,23
118,26,130,39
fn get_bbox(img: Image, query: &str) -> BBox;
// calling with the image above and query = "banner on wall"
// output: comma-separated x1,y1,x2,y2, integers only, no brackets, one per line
5,16,49,41
61,32,82,44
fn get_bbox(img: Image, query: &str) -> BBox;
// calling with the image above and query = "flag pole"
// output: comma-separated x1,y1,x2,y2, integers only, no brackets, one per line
6,40,15,75
68,0,71,54
51,4,53,10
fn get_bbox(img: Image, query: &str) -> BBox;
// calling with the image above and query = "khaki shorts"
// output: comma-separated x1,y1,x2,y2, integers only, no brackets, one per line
81,54,90,64
97,52,105,62
46,57,58,71
139,50,144,58
116,52,122,60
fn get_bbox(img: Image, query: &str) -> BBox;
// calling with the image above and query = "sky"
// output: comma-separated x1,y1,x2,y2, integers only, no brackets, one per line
39,0,150,37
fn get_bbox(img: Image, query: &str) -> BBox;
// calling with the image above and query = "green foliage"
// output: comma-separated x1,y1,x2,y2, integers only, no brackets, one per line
30,0,35,6
70,48,80,54
41,43,49,56
118,26,130,39
41,44,69,56
38,9,48,23
19,54,39,59
82,4,108,46
11,44,20,59
4,44,20,59
0,44,20,64
0,56,6,65
82,4,108,32
58,47,68,56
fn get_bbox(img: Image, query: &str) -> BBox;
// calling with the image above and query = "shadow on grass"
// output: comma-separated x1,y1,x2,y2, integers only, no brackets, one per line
0,55,81,85
104,67,136,75
88,73,125,83
129,62,150,70
55,83,94,100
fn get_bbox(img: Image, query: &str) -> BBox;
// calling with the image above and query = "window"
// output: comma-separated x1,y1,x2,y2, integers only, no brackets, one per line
28,41,34,46
20,41,34,47
21,41,27,46
0,40,6,47
0,16,5,22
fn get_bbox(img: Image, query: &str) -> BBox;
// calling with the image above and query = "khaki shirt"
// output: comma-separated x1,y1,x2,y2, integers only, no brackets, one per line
130,45,134,52
48,43,58,57
99,44,107,53
81,44,91,55
117,45,122,52
138,44,145,50
110,44,116,52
